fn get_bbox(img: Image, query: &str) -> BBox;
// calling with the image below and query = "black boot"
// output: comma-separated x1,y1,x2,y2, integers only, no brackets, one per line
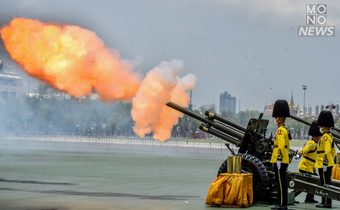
271,205,281,210
305,193,318,203
305,199,318,203
316,203,332,208
271,206,287,210
271,205,282,210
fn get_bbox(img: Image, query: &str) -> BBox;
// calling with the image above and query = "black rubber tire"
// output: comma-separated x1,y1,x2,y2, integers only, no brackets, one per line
217,154,269,202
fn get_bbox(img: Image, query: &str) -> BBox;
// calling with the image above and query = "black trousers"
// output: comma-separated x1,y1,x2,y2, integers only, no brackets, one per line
299,169,316,201
318,167,333,206
274,163,288,207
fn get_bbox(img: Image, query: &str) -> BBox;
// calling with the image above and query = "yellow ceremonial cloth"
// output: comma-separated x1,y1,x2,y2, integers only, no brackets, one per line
332,164,340,180
206,173,253,208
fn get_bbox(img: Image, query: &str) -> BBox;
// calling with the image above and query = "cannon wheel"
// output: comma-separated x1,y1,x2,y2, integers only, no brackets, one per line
217,154,269,202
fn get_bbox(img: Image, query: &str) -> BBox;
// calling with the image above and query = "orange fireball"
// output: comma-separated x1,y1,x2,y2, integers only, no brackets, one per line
1,18,140,101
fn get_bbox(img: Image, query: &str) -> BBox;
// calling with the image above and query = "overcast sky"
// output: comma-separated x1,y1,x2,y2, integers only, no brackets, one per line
1,0,340,111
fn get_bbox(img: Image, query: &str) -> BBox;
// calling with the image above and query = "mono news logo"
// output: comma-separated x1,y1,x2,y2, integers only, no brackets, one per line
298,4,335,37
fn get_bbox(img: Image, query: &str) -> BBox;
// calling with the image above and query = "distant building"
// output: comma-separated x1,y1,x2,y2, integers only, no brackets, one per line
0,70,25,99
289,93,299,115
313,104,340,119
315,105,320,116
264,93,298,116
219,91,236,113
324,104,339,119
307,106,312,116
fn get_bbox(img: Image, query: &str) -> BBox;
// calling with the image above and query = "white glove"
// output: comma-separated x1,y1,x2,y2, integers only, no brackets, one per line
277,160,281,170
294,154,301,160
323,165,327,172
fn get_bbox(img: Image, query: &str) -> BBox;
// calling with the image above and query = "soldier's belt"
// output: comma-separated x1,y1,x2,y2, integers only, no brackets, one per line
273,145,288,148
307,148,317,153
303,156,316,163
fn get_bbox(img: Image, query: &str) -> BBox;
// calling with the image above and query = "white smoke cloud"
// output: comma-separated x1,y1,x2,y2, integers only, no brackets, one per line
131,60,196,141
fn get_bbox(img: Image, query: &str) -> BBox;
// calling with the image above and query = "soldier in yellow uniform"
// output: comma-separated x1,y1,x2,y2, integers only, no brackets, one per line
315,110,335,208
298,120,321,203
270,100,290,210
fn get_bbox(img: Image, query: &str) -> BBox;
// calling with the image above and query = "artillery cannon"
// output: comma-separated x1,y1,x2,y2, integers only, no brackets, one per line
167,102,340,203
167,102,285,202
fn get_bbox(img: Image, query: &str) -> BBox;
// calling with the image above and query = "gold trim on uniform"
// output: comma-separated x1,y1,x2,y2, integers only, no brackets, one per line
298,139,317,173
315,133,334,168
270,125,290,164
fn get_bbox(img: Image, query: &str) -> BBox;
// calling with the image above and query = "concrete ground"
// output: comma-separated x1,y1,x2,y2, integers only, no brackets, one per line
0,138,339,210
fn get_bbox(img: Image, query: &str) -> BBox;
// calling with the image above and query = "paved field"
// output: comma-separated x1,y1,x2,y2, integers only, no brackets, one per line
0,138,339,210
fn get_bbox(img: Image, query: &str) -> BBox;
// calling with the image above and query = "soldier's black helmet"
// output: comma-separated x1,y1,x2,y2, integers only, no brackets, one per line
308,120,322,136
272,99,290,117
317,110,334,128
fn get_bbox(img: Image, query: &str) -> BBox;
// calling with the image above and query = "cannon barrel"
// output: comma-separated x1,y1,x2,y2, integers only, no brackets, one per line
167,102,207,123
205,111,246,132
166,102,244,142
290,114,340,145
290,114,340,135
199,124,241,146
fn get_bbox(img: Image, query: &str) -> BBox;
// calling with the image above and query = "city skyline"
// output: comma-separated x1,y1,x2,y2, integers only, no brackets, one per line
1,60,338,114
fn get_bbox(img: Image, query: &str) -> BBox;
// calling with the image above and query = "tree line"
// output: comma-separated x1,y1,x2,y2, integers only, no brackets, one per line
1,85,339,139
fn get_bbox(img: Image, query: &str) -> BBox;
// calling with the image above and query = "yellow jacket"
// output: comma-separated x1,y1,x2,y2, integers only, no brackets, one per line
270,125,290,164
298,139,317,173
315,133,335,168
